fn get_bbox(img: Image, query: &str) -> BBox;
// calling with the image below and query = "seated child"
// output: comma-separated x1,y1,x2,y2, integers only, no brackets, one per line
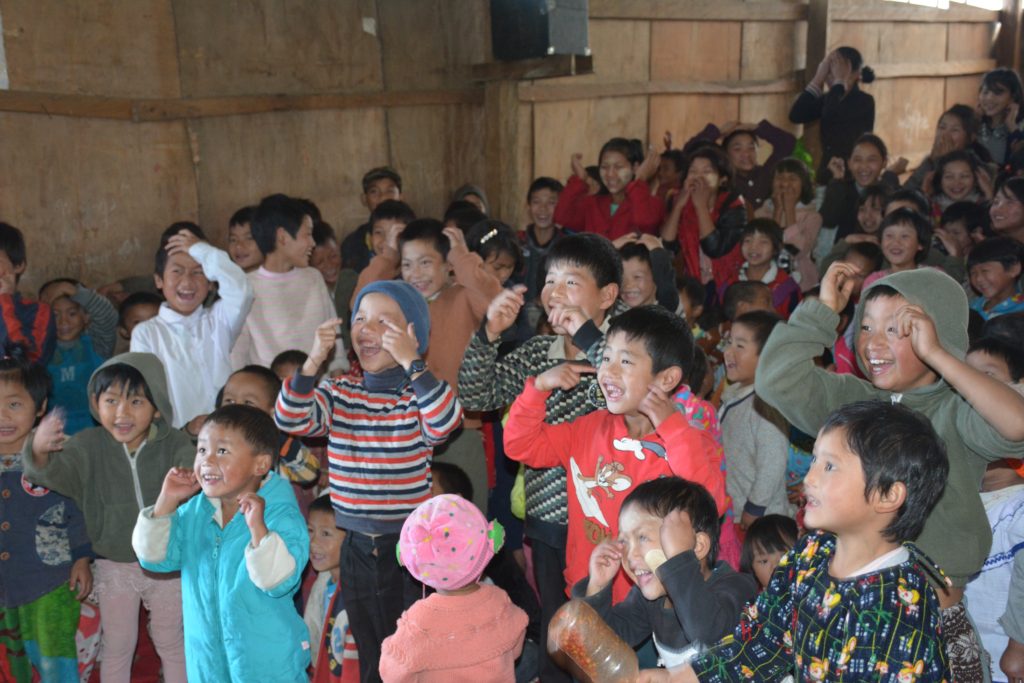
831,241,884,378
728,219,801,318
720,310,794,528
652,401,953,682
968,237,1024,320
115,291,161,355
504,304,726,602
132,404,311,682
231,194,339,370
0,223,54,365
816,182,889,274
131,222,253,429
0,349,92,682
754,158,822,291
380,494,527,682
226,206,262,273
929,150,988,214
341,167,404,273
276,280,463,682
25,352,193,682
576,477,756,669
861,207,934,289
304,494,359,683
820,133,900,240
618,236,680,312
738,514,798,590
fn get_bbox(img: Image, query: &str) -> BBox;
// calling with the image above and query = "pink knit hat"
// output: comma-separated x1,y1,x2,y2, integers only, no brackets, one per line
397,494,504,590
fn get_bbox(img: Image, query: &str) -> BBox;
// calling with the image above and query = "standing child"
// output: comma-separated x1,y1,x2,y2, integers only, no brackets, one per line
226,206,262,273
305,494,359,683
728,220,801,318
738,514,798,590
380,494,527,681
0,350,91,683
132,223,254,429
133,404,311,682
230,194,338,370
24,353,193,683
276,280,463,683
554,138,664,239
968,237,1024,320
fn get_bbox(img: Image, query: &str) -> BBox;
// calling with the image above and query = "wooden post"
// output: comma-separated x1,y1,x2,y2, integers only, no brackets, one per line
483,80,522,224
996,0,1023,70
802,0,832,176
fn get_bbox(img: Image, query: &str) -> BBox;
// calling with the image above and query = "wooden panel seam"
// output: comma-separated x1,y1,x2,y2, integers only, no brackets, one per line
588,0,995,22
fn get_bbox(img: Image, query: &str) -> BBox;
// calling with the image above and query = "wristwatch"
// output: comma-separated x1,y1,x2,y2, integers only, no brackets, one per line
404,359,427,379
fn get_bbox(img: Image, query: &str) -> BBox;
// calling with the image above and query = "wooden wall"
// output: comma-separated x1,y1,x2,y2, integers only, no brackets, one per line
0,0,1007,290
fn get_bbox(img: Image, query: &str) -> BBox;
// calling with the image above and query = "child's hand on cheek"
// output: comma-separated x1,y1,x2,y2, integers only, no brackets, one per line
585,540,622,596
154,467,201,516
895,304,942,363
534,362,596,392
639,384,675,430
659,509,695,561
381,320,419,371
238,492,268,547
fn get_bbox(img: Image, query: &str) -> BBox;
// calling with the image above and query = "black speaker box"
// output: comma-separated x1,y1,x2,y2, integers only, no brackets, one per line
491,0,589,61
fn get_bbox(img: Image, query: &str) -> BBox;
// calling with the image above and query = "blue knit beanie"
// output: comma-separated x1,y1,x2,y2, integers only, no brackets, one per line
351,280,431,355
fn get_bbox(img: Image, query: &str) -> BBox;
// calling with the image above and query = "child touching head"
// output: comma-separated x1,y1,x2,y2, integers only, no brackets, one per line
227,206,261,272
739,514,798,590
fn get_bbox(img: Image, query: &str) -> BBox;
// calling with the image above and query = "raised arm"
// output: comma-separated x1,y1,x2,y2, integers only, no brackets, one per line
504,372,590,469
189,240,254,338
72,285,118,358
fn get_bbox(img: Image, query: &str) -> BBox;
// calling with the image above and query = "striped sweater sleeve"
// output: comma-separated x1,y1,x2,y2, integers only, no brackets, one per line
275,373,334,438
409,371,463,445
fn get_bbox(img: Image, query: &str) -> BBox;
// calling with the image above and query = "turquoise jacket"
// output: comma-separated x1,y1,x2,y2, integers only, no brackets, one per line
139,472,310,682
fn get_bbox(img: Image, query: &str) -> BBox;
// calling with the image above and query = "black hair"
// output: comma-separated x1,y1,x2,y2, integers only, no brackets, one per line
820,400,949,542
270,349,308,374
309,493,334,516
91,363,156,406
969,236,1024,272
852,132,888,161
836,46,875,84
370,199,416,227
399,218,450,260
430,461,474,501
619,241,652,268
981,68,1024,122
722,281,772,322
118,292,163,329
362,166,402,194
154,222,206,276
466,220,523,276
251,194,307,256
941,104,980,140
969,308,987,343
544,232,623,289
773,158,815,205
968,336,1024,382
295,198,322,225
856,182,892,214
229,206,255,228
942,200,990,233
677,275,718,330
659,149,687,177
0,344,51,411
585,165,603,191
0,223,27,269
982,312,1024,352
880,208,933,264
599,138,645,167
526,176,564,202
844,241,884,274
741,218,784,257
686,145,733,184
607,305,695,381
732,310,783,353
202,404,280,465
38,278,80,298
864,283,901,303
722,128,759,152
739,514,798,576
688,346,709,396
229,365,282,405
621,476,721,566
312,221,338,247
883,188,930,217
443,201,487,234
932,150,979,198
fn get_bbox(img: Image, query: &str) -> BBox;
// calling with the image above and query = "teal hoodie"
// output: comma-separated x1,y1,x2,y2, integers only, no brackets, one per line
755,268,1024,585
23,352,194,562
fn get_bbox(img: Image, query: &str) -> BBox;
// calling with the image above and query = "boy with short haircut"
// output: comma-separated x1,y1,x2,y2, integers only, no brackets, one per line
133,404,310,683
504,305,726,602
618,236,680,312
458,232,624,683
311,221,358,338
756,262,1024,679
305,494,359,683
275,280,463,683
645,401,953,682
131,222,253,429
0,222,55,364
968,236,1024,320
578,477,755,668
341,167,403,273
116,291,162,353
521,177,566,313
226,205,262,272
967,336,1024,385
231,194,339,370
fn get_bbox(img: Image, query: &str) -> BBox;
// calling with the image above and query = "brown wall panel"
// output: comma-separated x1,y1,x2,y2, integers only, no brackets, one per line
649,94,740,150
650,21,741,81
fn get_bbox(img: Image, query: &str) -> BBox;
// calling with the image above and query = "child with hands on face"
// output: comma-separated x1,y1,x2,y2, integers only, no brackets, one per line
132,404,311,683
576,477,756,669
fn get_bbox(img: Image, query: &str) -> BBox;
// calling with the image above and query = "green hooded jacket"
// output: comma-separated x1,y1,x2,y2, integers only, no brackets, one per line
755,268,1024,585
23,352,195,562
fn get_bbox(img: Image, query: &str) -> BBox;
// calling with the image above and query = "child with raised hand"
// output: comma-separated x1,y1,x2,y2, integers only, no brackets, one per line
554,138,664,239
504,305,726,603
720,310,794,529
738,514,798,590
276,280,463,683
978,67,1024,165
730,220,801,318
305,494,359,683
638,401,953,683
820,133,899,241
755,259,1024,679
133,404,311,682
754,158,822,291
0,348,92,682
380,494,527,682
904,104,993,192
24,352,193,683
968,237,1024,320
132,222,254,430
576,477,756,669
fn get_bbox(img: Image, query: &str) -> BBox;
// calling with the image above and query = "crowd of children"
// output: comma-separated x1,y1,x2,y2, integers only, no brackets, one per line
3,45,1024,683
